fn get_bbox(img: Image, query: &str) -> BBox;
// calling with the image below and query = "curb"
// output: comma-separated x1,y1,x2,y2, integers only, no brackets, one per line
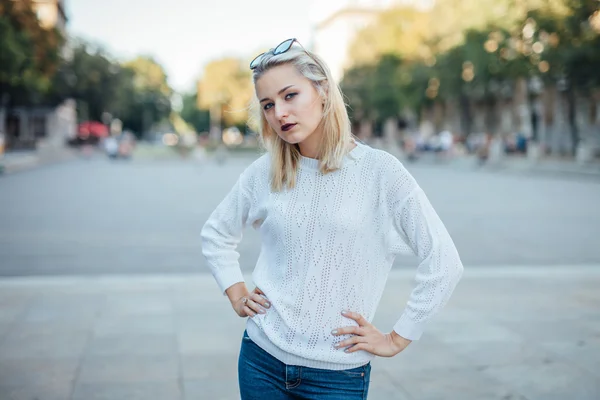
0,148,80,175
1,265,598,286
400,155,600,178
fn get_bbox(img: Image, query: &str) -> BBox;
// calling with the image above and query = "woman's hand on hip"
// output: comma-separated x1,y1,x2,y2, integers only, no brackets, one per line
331,311,411,357
233,287,271,318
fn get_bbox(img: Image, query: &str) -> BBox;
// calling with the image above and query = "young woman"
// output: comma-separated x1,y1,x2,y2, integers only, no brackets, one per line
201,38,464,400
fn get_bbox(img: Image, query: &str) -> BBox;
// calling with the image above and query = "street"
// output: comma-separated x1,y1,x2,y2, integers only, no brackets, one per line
0,151,599,400
1,152,599,276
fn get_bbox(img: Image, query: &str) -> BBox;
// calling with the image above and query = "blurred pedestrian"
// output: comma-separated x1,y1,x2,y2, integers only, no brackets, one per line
201,38,464,400
104,135,119,159
437,129,454,161
403,130,421,162
477,132,492,165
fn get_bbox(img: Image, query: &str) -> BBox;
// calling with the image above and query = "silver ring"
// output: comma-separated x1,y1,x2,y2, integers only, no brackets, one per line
241,297,248,305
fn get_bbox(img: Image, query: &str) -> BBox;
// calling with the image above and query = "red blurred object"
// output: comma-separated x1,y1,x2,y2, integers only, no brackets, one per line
77,121,109,139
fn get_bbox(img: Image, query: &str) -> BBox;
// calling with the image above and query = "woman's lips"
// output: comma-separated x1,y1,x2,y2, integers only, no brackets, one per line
281,123,297,132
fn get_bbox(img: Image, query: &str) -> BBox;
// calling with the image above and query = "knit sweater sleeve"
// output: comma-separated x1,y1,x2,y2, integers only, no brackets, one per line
388,165,464,341
201,168,255,294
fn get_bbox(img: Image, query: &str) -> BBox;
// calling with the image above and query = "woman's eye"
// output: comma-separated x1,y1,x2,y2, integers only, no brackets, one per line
285,93,297,100
263,103,273,111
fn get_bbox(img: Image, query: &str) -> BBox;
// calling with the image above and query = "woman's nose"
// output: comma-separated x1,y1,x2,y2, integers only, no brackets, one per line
274,103,288,120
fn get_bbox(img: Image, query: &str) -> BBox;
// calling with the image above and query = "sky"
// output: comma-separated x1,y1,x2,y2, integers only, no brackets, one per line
67,0,357,93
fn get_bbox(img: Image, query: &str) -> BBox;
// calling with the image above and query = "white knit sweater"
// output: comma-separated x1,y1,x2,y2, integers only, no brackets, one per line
201,141,463,370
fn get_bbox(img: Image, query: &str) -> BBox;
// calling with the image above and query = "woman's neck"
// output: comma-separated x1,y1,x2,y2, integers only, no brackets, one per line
297,138,356,160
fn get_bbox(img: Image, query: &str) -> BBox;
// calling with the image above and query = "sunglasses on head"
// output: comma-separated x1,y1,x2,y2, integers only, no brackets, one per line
250,38,306,70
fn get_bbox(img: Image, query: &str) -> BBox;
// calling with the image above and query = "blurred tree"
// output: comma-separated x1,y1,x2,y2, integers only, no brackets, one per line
342,55,420,128
197,58,253,127
0,0,63,106
528,0,600,153
48,40,173,137
343,0,574,136
434,27,535,133
120,56,173,135
429,0,569,51
531,0,600,87
340,64,375,123
344,3,517,134
400,62,433,111
347,0,522,69
180,92,210,133
124,56,172,97
347,7,433,67
48,40,123,121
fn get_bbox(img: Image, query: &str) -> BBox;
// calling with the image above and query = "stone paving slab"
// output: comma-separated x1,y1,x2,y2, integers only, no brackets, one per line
71,381,182,400
0,266,598,399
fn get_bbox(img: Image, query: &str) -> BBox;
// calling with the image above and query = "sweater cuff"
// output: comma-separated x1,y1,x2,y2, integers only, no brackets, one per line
213,267,245,295
392,316,426,341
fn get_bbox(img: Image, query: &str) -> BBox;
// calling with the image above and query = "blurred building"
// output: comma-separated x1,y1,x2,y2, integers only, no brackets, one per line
310,0,433,143
3,0,76,152
310,0,434,82
310,6,379,82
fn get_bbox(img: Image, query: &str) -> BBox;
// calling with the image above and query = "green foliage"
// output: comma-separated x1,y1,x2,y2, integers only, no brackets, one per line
46,39,173,136
0,0,64,106
49,41,123,119
180,93,210,133
342,0,599,124
124,56,172,97
197,58,253,127
1,0,178,138
530,0,600,89
120,56,172,134
342,54,431,124
347,7,433,66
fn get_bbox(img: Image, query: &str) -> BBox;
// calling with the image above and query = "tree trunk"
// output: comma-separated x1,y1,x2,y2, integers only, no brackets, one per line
358,119,373,141
567,88,579,156
459,94,472,137
513,77,532,139
383,117,402,157
484,98,500,135
443,99,461,136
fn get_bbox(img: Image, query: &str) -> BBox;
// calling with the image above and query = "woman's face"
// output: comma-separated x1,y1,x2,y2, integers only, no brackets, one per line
255,64,324,147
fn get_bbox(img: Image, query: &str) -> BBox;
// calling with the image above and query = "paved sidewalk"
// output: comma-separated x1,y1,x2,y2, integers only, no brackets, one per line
475,154,600,178
401,152,600,179
0,147,80,175
0,266,599,400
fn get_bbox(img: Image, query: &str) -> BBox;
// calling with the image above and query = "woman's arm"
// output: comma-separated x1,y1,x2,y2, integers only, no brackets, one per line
390,185,464,341
201,172,253,294
332,161,463,356
201,168,271,318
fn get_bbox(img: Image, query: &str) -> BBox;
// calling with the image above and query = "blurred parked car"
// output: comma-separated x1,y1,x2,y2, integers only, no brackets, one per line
68,121,109,146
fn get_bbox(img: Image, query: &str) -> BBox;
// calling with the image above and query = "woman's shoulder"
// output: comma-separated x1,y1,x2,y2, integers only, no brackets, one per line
237,151,271,187
357,143,419,196
245,151,271,174
358,142,408,176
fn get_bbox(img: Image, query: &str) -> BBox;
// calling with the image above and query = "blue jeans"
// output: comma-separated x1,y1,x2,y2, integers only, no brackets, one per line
238,330,371,399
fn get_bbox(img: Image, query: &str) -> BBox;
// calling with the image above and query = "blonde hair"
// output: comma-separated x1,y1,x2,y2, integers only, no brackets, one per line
250,46,354,191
